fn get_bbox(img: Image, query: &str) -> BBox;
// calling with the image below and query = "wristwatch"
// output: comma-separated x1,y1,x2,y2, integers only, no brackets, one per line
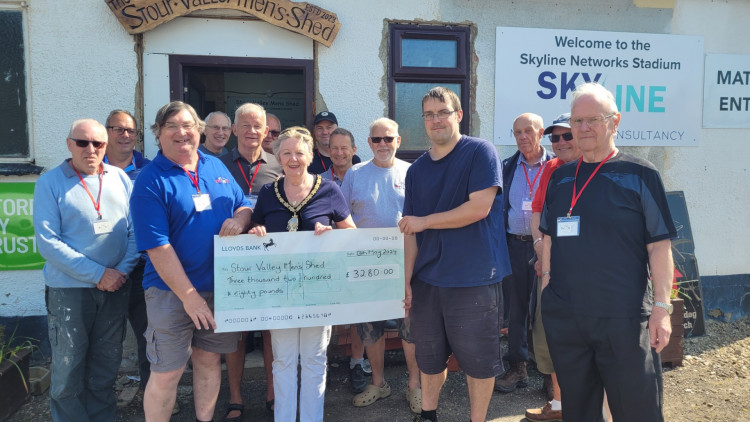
653,301,673,315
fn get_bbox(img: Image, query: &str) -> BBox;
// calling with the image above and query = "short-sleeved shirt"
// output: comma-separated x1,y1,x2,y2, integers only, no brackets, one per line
251,176,350,232
320,167,344,186
539,151,676,317
403,135,511,288
531,157,565,213
340,159,410,228
131,150,250,292
219,148,282,204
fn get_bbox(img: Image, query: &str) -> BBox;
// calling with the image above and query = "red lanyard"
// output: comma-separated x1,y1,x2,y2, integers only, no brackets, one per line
181,162,201,194
522,161,546,199
237,159,261,196
74,164,104,219
568,149,616,217
317,150,327,171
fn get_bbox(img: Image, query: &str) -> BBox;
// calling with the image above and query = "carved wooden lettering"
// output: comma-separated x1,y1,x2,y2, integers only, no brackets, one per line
104,0,340,47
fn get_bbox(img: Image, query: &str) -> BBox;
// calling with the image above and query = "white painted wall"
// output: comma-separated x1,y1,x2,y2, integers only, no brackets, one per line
0,0,138,316
2,0,748,317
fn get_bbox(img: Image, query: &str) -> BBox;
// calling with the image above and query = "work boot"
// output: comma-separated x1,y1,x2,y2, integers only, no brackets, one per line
350,363,368,393
494,361,528,393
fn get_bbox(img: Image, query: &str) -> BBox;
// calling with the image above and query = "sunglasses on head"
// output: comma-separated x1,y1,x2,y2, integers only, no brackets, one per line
549,133,574,143
370,136,396,144
70,138,106,149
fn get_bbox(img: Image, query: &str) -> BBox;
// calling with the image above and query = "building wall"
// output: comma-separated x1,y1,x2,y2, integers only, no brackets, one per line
1,0,748,319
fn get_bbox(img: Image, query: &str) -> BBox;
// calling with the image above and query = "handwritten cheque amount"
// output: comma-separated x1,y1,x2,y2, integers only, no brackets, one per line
213,227,405,332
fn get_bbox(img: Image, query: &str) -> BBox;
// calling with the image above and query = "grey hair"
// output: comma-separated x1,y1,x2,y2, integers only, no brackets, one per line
369,118,399,135
204,111,231,126
234,103,266,124
105,110,137,130
330,127,356,148
570,82,619,114
68,119,108,142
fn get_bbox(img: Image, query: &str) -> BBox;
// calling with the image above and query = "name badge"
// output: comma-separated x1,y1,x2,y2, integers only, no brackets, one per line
193,193,212,212
246,194,258,209
522,199,533,211
557,216,580,237
93,219,113,235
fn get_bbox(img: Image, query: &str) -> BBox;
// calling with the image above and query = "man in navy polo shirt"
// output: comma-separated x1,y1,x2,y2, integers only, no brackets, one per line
399,87,511,422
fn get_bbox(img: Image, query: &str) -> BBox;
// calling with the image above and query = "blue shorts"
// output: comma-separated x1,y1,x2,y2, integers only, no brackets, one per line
410,279,502,379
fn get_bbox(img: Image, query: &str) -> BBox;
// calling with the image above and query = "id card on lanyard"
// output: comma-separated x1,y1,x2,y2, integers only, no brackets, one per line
183,162,212,212
238,159,261,209
74,164,113,234
558,150,616,237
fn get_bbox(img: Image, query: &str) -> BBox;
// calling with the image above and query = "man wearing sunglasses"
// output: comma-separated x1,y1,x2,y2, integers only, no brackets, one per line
340,118,421,413
34,119,139,422
200,111,232,157
520,113,578,421
262,113,282,154
496,113,555,394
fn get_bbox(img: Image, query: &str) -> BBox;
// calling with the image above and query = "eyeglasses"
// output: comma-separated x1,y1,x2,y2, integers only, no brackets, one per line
268,130,281,138
549,133,574,143
422,110,457,121
107,126,137,136
207,125,231,132
70,138,106,149
569,113,616,128
163,122,196,132
370,136,396,144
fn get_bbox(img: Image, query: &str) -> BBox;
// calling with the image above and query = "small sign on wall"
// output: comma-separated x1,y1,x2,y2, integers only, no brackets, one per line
0,183,44,271
703,54,750,128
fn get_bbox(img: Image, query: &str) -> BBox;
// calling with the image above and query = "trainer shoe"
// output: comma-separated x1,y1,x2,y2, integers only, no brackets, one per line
350,363,368,393
525,402,563,421
494,361,528,393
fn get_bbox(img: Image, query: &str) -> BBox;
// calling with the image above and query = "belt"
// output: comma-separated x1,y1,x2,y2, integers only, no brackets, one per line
507,234,533,242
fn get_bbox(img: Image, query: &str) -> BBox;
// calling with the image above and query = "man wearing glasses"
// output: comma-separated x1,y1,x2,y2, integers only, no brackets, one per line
102,110,154,396
200,111,232,157
495,112,555,394
399,87,510,422
34,119,139,422
262,113,282,154
540,83,675,421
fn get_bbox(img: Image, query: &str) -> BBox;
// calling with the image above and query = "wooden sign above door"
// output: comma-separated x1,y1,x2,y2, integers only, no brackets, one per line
104,0,341,47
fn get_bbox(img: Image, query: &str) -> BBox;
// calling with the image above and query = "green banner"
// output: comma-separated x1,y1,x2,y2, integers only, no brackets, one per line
0,183,44,270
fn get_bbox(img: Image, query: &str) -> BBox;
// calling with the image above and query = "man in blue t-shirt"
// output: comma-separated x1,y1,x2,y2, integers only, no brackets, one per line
399,87,511,422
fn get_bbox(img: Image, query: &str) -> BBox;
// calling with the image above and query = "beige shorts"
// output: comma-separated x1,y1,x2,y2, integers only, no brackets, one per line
532,275,555,375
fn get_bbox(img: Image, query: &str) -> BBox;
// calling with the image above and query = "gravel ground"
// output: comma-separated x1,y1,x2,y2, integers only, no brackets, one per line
6,318,749,422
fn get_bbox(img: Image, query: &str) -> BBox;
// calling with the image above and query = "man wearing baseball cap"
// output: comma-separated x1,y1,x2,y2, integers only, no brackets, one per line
308,111,361,174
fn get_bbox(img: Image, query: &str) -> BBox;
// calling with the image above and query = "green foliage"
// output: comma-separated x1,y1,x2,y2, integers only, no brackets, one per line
0,325,38,392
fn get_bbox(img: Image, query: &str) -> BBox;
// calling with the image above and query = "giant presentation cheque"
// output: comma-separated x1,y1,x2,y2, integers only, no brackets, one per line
214,227,405,332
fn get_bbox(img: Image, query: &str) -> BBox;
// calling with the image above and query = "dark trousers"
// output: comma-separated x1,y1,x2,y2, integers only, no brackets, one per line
127,258,150,386
542,289,664,422
46,284,130,422
506,236,536,363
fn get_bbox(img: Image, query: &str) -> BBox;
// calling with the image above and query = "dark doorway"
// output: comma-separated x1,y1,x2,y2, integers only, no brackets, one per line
168,55,314,151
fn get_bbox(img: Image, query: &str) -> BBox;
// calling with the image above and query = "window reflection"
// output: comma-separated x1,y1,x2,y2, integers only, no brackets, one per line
401,39,458,68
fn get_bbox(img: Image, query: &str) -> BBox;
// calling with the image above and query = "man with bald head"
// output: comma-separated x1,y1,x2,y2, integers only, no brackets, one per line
495,112,554,393
34,119,139,421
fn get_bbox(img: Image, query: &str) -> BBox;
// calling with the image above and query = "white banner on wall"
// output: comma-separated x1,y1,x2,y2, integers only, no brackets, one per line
703,54,750,128
494,27,703,146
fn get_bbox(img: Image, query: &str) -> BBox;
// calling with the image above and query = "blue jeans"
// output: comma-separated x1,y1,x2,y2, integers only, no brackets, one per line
46,284,130,422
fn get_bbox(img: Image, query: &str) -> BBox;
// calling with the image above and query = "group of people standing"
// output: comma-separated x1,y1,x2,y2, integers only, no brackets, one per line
33,82,675,422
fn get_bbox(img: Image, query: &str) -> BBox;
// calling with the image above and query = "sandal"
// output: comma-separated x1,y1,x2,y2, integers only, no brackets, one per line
352,382,391,407
266,399,274,414
406,388,422,414
223,403,244,422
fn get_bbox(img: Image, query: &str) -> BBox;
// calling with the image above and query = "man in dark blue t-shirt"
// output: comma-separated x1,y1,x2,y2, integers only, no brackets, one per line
540,82,675,421
399,87,511,422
